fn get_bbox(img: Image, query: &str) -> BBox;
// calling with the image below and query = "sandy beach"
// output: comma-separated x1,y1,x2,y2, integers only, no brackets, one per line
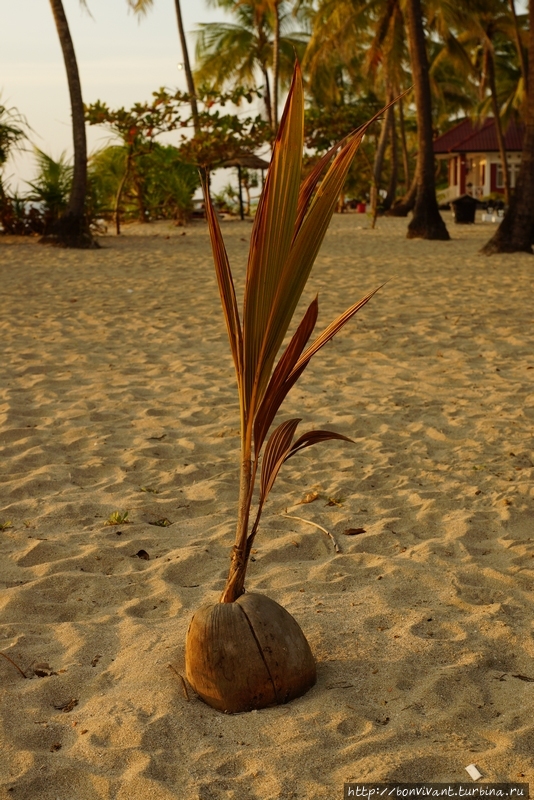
1,212,533,799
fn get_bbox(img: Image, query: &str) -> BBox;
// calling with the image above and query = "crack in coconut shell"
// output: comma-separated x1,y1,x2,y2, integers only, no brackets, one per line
237,602,279,704
185,593,316,713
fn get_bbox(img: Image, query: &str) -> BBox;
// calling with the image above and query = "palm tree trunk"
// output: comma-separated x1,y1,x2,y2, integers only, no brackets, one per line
485,47,510,203
509,0,528,93
386,174,417,216
404,0,449,240
371,98,393,218
262,67,273,129
398,95,411,189
383,104,398,211
482,0,534,254
271,1,280,131
47,0,95,248
174,0,200,135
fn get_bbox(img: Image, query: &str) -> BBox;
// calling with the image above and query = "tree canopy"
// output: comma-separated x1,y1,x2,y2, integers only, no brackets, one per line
2,0,532,248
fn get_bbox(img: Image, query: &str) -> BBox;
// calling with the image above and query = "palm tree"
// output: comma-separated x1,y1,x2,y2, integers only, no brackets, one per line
47,0,96,247
195,0,307,130
303,0,426,215
431,0,523,205
403,0,449,240
508,0,528,91
482,0,534,253
302,0,371,107
127,0,200,133
270,0,282,128
49,0,195,247
364,0,409,211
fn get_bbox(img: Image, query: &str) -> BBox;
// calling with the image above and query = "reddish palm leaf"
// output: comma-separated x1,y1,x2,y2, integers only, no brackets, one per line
293,133,353,235
253,297,318,455
259,418,301,504
290,286,383,379
257,131,367,378
294,94,407,243
257,95,402,375
285,430,354,462
202,174,243,383
242,64,304,411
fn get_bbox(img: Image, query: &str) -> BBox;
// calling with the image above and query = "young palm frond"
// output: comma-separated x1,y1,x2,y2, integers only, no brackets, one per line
185,61,391,714
205,61,384,603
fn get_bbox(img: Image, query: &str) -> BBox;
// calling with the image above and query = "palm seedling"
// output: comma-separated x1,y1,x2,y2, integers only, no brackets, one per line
185,63,385,713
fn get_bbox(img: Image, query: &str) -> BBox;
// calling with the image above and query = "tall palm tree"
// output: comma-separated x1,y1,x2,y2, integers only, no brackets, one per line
508,0,528,91
127,0,200,133
195,0,307,129
270,0,282,128
302,0,371,107
49,0,196,247
431,0,523,204
47,0,96,247
482,0,534,253
364,0,409,210
403,0,449,240
303,0,399,210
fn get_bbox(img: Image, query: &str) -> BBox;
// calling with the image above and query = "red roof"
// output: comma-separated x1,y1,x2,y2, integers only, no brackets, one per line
433,117,524,154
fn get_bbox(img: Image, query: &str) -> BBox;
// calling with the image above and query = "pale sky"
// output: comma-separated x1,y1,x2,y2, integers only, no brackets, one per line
1,0,228,190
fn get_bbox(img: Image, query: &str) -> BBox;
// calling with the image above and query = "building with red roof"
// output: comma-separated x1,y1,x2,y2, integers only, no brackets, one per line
433,117,524,202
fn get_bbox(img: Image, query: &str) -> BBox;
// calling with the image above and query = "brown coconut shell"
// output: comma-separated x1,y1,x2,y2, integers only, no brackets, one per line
185,592,316,713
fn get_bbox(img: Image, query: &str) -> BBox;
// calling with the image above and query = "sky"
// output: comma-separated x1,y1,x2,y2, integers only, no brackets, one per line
1,0,231,191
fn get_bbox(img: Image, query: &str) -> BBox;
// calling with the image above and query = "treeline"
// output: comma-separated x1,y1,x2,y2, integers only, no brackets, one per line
0,0,533,252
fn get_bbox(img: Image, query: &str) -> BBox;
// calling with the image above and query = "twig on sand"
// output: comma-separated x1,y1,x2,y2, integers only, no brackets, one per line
281,514,342,553
0,651,27,679
168,664,190,701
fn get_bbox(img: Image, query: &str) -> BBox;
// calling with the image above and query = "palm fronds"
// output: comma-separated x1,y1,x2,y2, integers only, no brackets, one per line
204,62,385,603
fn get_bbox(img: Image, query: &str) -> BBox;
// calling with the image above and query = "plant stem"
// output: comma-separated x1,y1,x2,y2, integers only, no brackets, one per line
0,651,27,679
220,457,252,603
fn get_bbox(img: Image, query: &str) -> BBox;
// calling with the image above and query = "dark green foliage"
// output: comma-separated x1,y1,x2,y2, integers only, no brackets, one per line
0,100,32,234
0,101,27,171
27,149,73,232
88,142,199,224
304,98,387,205
0,194,45,236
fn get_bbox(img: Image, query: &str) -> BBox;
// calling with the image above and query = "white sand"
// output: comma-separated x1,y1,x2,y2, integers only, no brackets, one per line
1,213,533,798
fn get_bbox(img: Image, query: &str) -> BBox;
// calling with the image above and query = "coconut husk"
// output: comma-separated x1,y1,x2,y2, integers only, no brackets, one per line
185,593,316,713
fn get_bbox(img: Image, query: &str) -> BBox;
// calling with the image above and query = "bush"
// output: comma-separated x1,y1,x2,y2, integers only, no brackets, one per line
88,142,200,227
26,149,72,232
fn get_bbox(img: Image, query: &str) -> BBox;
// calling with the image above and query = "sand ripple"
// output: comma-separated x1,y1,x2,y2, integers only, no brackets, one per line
1,215,533,797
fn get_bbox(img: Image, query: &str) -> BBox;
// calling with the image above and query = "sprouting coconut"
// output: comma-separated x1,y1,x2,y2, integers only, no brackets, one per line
185,62,388,713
